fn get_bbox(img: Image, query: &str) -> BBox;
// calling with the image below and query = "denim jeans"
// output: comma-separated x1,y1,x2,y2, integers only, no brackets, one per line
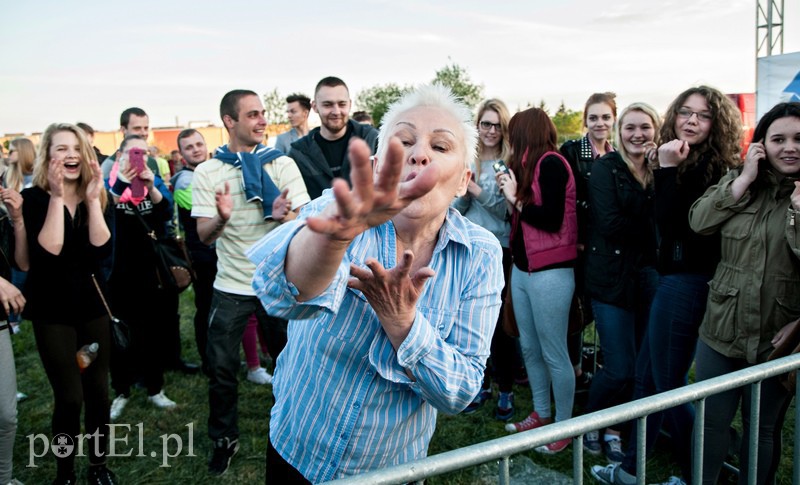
695,340,790,485
586,266,658,415
207,290,287,441
621,272,710,480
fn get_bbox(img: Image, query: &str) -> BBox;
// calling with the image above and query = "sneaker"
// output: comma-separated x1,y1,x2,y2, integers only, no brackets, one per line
590,463,636,485
650,477,686,485
87,464,118,485
9,478,24,485
109,395,129,421
495,392,514,421
505,411,546,433
583,430,602,455
147,390,177,409
604,437,625,464
208,437,239,475
463,388,491,414
16,391,27,402
246,367,273,385
535,437,571,454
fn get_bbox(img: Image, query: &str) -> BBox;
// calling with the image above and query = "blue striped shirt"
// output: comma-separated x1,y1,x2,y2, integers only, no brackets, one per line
247,192,503,483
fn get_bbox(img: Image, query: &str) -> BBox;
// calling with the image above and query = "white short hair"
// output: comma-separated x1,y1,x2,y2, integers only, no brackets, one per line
377,84,478,169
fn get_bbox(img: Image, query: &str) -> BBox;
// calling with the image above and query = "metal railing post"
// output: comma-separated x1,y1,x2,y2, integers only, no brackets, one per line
573,436,583,485
498,456,509,485
795,372,800,485
636,416,646,485
748,381,762,485
693,398,705,485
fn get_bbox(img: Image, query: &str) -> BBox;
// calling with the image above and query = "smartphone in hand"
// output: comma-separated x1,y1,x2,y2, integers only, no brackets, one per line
128,147,146,199
492,160,509,175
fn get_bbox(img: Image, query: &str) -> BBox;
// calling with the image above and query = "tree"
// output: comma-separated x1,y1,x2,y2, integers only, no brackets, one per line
355,83,412,127
551,101,584,143
263,88,286,126
431,62,484,110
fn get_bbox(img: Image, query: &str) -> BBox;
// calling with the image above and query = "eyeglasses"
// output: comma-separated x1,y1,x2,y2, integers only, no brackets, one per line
677,108,713,122
479,121,502,132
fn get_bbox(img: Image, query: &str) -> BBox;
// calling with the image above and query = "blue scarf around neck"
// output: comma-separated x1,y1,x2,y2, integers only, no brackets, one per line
214,144,283,219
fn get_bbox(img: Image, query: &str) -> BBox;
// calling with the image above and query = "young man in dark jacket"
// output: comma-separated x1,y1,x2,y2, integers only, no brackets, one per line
288,76,379,200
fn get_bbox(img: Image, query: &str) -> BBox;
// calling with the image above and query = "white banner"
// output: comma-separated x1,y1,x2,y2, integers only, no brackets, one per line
756,51,800,120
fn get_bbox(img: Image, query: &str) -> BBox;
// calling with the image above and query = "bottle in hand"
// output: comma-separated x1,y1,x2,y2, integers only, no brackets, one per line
76,343,99,372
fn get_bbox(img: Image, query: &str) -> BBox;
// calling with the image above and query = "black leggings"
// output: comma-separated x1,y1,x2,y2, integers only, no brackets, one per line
266,439,310,484
33,315,111,476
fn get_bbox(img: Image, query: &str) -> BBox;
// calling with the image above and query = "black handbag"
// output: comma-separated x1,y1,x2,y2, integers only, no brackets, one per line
131,204,195,293
91,274,130,352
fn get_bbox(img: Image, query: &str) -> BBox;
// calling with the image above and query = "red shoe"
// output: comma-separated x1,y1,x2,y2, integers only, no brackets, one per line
535,437,571,454
504,411,545,433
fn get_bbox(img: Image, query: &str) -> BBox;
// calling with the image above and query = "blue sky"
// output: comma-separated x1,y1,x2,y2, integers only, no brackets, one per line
2,0,799,134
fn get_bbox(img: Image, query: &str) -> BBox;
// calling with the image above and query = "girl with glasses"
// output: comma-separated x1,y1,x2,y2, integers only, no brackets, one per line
453,99,518,420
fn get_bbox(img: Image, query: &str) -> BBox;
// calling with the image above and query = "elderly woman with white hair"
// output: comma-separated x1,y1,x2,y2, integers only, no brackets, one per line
248,85,504,483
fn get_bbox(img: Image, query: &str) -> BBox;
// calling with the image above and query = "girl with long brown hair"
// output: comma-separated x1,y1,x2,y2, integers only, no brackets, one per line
497,108,577,454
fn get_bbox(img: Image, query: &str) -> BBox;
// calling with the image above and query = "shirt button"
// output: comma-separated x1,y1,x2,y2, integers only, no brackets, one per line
353,402,360,409
614,250,621,254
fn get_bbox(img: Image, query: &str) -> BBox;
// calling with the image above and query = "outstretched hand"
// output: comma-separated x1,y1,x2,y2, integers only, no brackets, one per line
305,137,439,243
348,250,435,349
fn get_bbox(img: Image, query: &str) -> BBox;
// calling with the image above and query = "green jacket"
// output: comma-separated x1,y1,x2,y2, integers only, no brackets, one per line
689,169,800,363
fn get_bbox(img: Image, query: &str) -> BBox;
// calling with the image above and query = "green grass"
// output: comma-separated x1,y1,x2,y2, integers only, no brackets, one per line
9,292,796,484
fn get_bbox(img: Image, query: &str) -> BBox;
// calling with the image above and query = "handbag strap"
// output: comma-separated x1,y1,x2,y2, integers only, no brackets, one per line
90,273,114,319
128,203,159,242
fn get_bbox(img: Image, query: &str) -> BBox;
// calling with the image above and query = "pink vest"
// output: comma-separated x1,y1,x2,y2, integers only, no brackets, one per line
511,151,578,271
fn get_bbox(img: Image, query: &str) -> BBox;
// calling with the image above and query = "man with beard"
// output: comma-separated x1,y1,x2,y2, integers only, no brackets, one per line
288,76,378,200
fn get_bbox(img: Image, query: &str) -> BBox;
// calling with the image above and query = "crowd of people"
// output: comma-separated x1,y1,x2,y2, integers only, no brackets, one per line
0,79,797,485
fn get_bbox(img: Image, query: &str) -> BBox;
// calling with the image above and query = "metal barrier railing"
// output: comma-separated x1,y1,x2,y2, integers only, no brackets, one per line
323,353,800,485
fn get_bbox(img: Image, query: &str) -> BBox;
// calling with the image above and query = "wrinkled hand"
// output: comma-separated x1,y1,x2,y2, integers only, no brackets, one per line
658,140,691,168
216,182,233,222
0,277,25,316
495,169,518,202
305,137,439,243
0,187,23,223
348,250,435,347
272,188,291,221
85,160,104,202
48,159,65,197
772,318,800,349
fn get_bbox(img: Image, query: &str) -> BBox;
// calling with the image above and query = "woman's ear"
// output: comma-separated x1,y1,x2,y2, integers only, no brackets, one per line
455,167,471,197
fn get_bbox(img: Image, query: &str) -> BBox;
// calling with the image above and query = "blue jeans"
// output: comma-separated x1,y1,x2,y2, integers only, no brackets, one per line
207,290,287,441
621,273,710,480
695,341,790,485
586,266,658,415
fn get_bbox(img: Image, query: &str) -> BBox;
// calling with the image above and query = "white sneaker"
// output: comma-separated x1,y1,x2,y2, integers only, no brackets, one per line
247,367,273,385
147,390,177,409
110,395,129,420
